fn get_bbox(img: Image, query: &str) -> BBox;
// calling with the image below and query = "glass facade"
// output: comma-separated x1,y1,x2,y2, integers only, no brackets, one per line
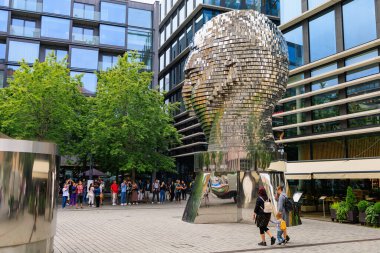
309,10,336,62
70,47,98,70
100,55,118,71
312,106,339,120
284,26,303,70
10,18,38,38
128,8,152,29
0,10,8,32
71,71,97,95
100,25,125,47
313,121,340,133
349,114,380,128
308,0,327,10
0,70,3,88
348,97,380,114
345,50,379,82
127,28,152,51
45,49,68,62
43,0,71,16
100,2,126,24
72,27,98,45
312,91,338,105
41,16,70,40
342,0,377,50
73,2,96,20
347,80,380,97
280,0,302,24
0,42,5,62
8,40,39,63
311,63,338,91
0,0,9,7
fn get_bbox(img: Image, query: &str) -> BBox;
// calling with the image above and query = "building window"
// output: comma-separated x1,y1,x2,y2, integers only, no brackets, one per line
204,0,221,5
45,48,68,62
312,106,339,120
43,0,70,16
194,12,203,33
172,13,178,32
312,138,345,159
164,73,170,91
70,47,98,70
171,41,178,60
312,121,340,133
284,99,305,112
165,22,171,40
100,55,118,71
0,70,4,88
0,0,9,7
312,91,338,105
347,80,380,97
348,97,380,114
71,71,97,96
160,29,165,47
159,54,164,71
12,0,39,12
345,50,379,82
186,25,193,46
127,28,152,52
73,2,96,20
280,0,302,24
343,0,377,50
165,48,170,67
284,113,307,125
246,0,261,10
309,10,336,62
129,52,152,70
8,40,39,63
285,73,305,98
0,42,5,62
100,1,126,24
348,114,380,128
186,0,194,16
284,26,303,70
308,0,328,10
178,32,186,52
0,10,8,32
347,134,380,158
284,126,308,137
128,8,152,29
72,27,98,45
100,25,125,47
41,16,70,40
311,63,338,91
10,18,38,38
179,4,185,24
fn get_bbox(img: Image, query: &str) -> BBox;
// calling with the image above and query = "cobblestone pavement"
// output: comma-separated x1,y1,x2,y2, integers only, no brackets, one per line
54,203,380,253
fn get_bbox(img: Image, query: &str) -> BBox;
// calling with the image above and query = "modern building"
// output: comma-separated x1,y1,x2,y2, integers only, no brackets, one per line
278,0,380,201
158,0,281,178
0,0,158,96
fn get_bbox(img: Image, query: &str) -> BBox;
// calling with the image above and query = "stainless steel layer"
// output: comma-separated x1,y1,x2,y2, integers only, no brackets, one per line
0,139,59,253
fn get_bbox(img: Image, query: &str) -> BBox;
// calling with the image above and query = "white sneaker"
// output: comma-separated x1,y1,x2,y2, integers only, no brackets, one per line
112,204,116,206
152,202,154,204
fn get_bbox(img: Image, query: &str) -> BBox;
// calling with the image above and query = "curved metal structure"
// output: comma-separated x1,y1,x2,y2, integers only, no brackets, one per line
0,139,58,253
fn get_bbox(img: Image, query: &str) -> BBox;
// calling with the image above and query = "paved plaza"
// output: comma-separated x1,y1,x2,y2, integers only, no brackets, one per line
54,203,380,253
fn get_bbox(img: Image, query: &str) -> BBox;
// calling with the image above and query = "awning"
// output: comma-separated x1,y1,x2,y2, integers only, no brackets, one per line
285,158,380,180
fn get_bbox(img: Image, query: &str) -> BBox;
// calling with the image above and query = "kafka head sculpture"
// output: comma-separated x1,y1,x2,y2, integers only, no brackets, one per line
183,10,288,155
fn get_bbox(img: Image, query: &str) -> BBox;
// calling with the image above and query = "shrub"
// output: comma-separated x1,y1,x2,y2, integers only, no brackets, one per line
365,205,379,225
330,202,339,210
373,202,380,214
345,186,357,211
357,200,370,213
337,201,348,221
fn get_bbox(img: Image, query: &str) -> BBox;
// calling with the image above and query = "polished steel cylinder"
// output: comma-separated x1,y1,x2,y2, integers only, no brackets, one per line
0,139,59,253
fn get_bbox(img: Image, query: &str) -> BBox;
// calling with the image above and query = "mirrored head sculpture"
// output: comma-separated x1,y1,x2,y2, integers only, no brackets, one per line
183,10,288,171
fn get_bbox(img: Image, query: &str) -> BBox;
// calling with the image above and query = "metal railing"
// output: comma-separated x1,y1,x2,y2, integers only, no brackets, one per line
10,25,40,38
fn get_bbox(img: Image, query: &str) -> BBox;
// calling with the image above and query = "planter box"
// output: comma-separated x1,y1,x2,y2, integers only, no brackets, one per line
358,212,366,225
330,209,337,222
301,205,317,212
347,210,359,223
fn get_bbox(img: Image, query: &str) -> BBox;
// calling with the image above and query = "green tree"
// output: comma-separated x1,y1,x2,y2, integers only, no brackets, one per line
0,54,88,155
89,52,180,177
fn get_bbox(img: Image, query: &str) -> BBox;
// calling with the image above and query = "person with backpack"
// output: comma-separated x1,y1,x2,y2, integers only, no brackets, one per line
277,185,291,243
270,212,287,245
94,183,101,208
120,180,127,206
253,187,275,246
76,181,84,209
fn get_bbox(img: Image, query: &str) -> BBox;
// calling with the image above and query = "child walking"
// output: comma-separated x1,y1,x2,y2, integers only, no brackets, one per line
271,212,287,245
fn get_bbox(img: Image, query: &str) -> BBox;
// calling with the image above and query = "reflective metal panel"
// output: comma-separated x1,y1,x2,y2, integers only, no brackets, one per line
0,139,58,253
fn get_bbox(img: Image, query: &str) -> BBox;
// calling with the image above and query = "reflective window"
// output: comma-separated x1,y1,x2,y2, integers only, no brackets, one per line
165,22,171,39
348,97,380,114
127,28,152,51
0,70,3,88
309,10,336,62
100,25,125,47
11,18,37,38
159,54,164,71
130,52,152,70
179,32,186,52
73,3,96,20
6,65,20,82
313,121,340,133
204,9,220,23
195,12,203,33
70,47,98,70
203,0,221,5
72,27,97,45
312,91,338,105
100,55,118,70
284,126,308,137
280,0,302,24
41,16,70,40
179,4,185,24
160,30,165,46
171,41,178,60
0,10,8,32
246,0,261,10
128,8,152,29
159,78,164,92
165,48,170,67
0,42,5,62
345,50,379,82
284,113,307,125
225,0,241,8
284,26,303,70
348,114,380,128
343,0,377,50
311,63,338,91
312,106,339,120
308,0,327,10
71,71,97,95
347,80,380,97
101,2,126,24
45,48,68,62
12,0,39,12
186,0,193,16
0,0,9,7
164,73,170,91
160,1,165,21
264,0,279,16
186,25,193,46
285,73,305,98
8,40,39,63
284,99,305,111
172,13,178,32
43,0,70,15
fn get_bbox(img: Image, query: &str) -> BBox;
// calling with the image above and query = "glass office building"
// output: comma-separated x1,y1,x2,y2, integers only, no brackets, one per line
0,0,158,95
278,0,380,200
158,0,280,177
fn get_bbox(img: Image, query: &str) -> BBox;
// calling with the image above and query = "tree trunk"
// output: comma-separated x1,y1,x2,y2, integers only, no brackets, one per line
132,168,136,182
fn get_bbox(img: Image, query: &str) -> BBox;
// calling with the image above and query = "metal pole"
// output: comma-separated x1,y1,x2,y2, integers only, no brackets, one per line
323,200,326,218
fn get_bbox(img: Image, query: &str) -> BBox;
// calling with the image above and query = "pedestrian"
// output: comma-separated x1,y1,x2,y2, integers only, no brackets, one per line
170,181,175,202
94,184,101,208
111,180,119,206
131,182,138,205
87,183,95,207
144,180,151,202
62,183,69,209
276,185,290,243
181,180,187,200
159,182,166,204
175,180,182,203
138,180,144,202
152,179,160,204
270,212,287,245
70,182,77,207
76,181,84,209
253,187,275,246
120,180,127,206
99,179,104,206
126,180,132,205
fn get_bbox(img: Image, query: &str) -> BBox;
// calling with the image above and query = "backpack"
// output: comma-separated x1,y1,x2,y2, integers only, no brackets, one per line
284,196,294,212
280,219,287,231
260,197,273,213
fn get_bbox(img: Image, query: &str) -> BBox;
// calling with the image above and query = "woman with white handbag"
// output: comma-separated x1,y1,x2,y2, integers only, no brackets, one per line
253,187,276,246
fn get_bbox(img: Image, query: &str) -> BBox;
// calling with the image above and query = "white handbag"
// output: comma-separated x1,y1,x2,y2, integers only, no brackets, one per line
260,197,273,213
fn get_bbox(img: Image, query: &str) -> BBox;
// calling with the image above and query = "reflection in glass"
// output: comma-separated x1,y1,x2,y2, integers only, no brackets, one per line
45,49,67,62
343,0,376,50
0,70,3,88
128,52,152,70
128,8,152,29
285,73,304,98
73,2,97,20
0,10,8,32
71,71,97,95
345,50,379,82
312,91,338,105
347,80,380,97
70,48,98,70
0,0,9,7
72,27,98,45
43,0,70,15
172,13,178,32
309,10,336,62
311,63,338,91
12,0,40,12
308,0,327,10
10,18,39,38
312,121,340,133
41,16,70,40
348,97,380,114
312,106,339,120
100,25,125,47
246,0,261,10
263,0,279,16
101,2,126,24
284,26,303,70
348,114,380,128
8,40,39,63
127,28,152,51
280,0,302,24
100,55,118,71
0,42,5,62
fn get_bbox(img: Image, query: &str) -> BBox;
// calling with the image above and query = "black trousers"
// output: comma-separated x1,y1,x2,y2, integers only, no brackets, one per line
181,190,187,200
95,196,100,207
152,190,159,202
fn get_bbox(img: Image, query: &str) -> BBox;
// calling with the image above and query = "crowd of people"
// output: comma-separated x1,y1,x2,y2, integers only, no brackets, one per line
61,178,192,208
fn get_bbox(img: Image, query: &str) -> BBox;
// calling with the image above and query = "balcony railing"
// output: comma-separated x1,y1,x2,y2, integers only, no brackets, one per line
11,0,42,12
72,33,99,45
10,25,40,38
73,8,100,21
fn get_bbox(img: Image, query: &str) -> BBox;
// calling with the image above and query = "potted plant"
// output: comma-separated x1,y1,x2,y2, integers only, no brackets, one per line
336,201,348,223
330,202,339,221
357,200,370,225
365,202,379,227
345,187,358,223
